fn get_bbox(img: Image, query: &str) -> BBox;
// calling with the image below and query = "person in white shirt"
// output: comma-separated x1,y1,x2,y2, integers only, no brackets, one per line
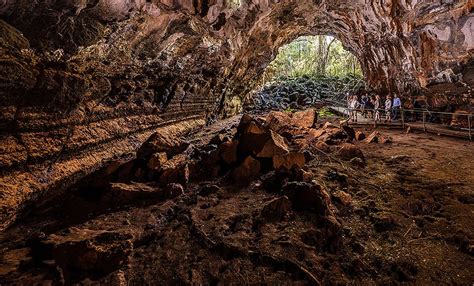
350,95,359,122
392,94,402,120
385,95,392,122
374,95,381,122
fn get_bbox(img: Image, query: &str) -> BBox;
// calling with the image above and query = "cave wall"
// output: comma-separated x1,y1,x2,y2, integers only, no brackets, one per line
0,0,473,230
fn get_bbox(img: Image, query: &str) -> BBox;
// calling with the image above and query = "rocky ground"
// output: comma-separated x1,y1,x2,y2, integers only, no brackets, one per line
0,110,473,285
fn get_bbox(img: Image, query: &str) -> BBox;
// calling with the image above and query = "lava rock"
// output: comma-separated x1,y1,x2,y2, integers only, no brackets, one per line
282,181,331,214
261,196,292,221
231,156,261,185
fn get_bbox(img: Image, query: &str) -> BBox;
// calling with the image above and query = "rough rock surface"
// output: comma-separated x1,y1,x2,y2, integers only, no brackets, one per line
0,1,473,229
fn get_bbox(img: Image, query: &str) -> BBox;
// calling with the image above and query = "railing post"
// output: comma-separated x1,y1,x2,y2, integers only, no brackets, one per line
423,111,427,132
469,115,472,141
401,108,405,129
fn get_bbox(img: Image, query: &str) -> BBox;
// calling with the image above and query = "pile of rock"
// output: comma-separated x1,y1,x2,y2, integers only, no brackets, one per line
245,76,363,112
90,109,391,210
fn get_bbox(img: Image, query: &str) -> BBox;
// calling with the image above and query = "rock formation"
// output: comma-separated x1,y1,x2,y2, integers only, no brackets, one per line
0,1,473,229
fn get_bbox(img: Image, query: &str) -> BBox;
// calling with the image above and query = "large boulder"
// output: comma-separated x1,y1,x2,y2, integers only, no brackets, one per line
291,109,317,129
39,228,133,284
137,133,189,159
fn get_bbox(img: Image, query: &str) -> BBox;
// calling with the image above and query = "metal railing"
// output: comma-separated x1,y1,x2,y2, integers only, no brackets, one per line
330,104,473,140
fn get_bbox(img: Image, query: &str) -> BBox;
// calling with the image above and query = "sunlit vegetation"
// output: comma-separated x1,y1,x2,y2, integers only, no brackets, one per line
264,36,363,82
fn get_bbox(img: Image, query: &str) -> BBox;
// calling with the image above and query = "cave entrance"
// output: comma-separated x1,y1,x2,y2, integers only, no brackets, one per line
246,35,365,112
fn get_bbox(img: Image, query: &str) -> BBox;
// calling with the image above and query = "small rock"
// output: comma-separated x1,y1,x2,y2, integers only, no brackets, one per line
355,131,366,141
335,143,365,161
163,183,184,199
103,182,161,204
332,191,352,206
147,152,168,170
350,157,366,168
272,152,306,171
342,125,356,140
364,131,392,144
261,196,292,220
231,156,261,185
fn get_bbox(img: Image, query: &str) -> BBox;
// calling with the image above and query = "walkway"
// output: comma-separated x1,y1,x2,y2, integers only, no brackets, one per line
328,105,473,141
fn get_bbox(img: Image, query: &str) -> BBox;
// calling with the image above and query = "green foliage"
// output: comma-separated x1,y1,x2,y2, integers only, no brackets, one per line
264,36,363,82
318,107,334,118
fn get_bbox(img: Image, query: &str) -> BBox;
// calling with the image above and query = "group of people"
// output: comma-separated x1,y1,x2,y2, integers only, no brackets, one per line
347,93,402,123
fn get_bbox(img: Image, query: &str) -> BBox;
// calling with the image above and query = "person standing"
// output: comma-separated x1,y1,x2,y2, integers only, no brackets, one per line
385,95,392,122
361,93,369,118
374,95,381,122
392,94,402,121
350,95,359,122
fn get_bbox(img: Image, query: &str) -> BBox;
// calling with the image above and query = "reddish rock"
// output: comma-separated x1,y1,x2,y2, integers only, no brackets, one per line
342,125,356,140
350,157,366,168
282,182,332,214
291,109,316,129
41,228,133,283
355,131,366,141
364,131,392,144
103,182,161,205
218,140,239,165
265,111,293,134
137,132,189,159
163,183,184,199
231,156,261,184
272,152,306,171
332,191,353,206
261,196,292,220
335,143,365,161
147,152,168,171
256,130,289,158
159,154,190,186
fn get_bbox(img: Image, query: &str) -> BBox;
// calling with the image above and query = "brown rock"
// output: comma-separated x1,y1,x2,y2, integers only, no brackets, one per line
323,122,338,129
41,228,133,283
103,182,161,204
350,157,366,168
364,131,392,144
256,130,289,158
335,143,365,161
163,183,184,199
282,182,331,214
218,140,239,165
342,125,356,140
307,128,326,139
231,156,261,184
265,111,292,134
332,191,352,206
159,154,190,186
261,196,292,220
137,132,189,159
147,152,168,171
291,109,316,129
355,131,366,141
273,152,306,171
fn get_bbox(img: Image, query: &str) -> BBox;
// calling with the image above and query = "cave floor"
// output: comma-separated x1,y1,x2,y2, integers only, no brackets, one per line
0,115,473,285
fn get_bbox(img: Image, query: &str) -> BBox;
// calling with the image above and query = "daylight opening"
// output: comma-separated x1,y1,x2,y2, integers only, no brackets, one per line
246,36,365,112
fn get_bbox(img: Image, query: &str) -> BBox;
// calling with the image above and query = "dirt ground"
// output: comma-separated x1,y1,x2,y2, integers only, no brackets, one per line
0,115,473,285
